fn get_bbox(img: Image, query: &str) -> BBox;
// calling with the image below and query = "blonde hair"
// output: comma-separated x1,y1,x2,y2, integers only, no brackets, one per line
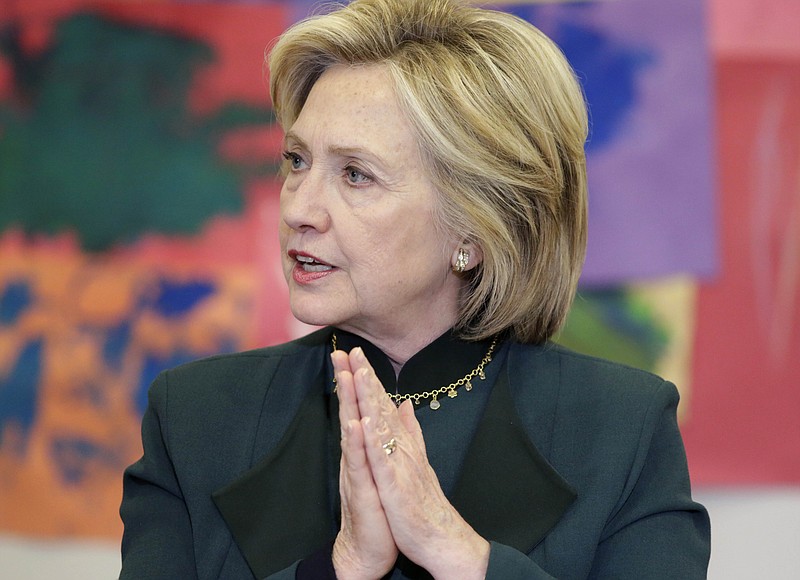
269,0,588,344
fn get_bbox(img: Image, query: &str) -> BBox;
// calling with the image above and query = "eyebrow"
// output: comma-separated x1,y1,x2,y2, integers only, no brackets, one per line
284,131,392,168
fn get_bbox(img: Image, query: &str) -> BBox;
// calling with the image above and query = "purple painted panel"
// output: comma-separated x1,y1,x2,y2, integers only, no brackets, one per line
510,0,718,284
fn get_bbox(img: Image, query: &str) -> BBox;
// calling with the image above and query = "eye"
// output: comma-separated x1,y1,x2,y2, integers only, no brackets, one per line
344,166,371,185
282,151,307,171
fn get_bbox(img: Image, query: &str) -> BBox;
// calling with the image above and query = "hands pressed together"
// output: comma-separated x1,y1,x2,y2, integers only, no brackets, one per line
331,347,490,580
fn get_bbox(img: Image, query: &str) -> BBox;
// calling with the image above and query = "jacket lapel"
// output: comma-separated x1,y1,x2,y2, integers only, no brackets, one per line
450,357,576,554
212,333,337,579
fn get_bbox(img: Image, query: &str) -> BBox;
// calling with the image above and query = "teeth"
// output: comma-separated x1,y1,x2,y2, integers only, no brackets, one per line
295,254,332,272
302,263,332,272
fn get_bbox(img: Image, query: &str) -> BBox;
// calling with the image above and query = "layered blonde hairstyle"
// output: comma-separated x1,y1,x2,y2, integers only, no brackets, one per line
268,0,588,344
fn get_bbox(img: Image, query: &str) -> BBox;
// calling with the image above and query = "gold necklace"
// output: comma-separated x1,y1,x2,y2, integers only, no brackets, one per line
331,334,498,411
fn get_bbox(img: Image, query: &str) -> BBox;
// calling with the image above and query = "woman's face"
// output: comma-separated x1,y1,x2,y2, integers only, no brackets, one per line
279,64,464,346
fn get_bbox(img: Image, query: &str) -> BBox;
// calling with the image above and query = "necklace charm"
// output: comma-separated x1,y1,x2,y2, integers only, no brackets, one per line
331,334,497,412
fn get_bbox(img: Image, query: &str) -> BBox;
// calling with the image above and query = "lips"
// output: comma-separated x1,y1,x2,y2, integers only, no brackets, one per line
288,250,335,284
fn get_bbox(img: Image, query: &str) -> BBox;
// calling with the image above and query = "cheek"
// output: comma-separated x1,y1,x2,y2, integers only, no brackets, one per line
338,201,444,273
362,229,442,284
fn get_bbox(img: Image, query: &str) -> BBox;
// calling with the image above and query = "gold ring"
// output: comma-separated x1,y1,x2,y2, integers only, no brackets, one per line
381,437,397,455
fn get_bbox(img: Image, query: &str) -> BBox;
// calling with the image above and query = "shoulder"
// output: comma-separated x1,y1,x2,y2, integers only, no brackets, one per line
504,344,709,576
160,327,331,383
146,327,332,414
509,340,677,410
506,341,679,468
141,327,333,464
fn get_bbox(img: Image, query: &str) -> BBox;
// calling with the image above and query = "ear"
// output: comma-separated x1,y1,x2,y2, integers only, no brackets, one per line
451,243,483,273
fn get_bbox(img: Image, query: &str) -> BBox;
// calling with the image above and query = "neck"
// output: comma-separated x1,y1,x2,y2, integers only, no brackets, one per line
387,357,403,379
339,321,456,377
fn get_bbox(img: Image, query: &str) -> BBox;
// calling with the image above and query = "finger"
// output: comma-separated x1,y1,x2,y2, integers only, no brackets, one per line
333,352,361,429
337,419,398,577
347,350,404,438
397,399,418,434
340,421,387,523
340,419,385,518
331,348,352,375
398,399,427,455
341,419,369,472
347,348,386,402
360,414,403,473
360,403,436,497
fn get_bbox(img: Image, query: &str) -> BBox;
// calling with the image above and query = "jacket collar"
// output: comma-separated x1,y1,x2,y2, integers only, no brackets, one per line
334,328,496,398
212,336,575,578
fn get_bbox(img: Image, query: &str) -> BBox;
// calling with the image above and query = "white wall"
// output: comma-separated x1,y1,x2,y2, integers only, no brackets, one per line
697,487,800,579
0,534,120,579
2,487,799,579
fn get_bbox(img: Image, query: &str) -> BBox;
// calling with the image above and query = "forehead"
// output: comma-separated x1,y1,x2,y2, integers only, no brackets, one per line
306,64,397,111
288,64,420,156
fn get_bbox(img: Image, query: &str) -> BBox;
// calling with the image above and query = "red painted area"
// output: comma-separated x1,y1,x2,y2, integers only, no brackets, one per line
710,0,800,58
683,59,800,484
92,2,285,111
0,1,286,109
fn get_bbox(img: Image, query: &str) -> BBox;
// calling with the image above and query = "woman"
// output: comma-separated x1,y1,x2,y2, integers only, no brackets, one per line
120,0,711,578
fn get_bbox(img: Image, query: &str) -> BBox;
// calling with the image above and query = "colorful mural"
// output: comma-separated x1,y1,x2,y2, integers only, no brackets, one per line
0,1,294,538
0,233,258,536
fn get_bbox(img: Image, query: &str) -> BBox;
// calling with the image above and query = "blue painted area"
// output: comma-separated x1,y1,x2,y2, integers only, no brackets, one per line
556,22,653,151
103,319,132,372
146,279,215,318
0,280,33,325
0,339,42,445
136,350,200,416
50,437,119,485
131,278,234,416
217,337,238,355
507,7,654,151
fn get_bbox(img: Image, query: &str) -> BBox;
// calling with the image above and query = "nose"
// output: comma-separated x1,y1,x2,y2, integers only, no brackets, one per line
280,170,331,233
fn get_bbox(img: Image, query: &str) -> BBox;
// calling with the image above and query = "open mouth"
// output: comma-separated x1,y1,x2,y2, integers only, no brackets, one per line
295,254,333,272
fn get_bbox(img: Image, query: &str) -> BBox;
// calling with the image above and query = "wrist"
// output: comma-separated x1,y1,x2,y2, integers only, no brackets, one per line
332,534,393,580
426,531,490,580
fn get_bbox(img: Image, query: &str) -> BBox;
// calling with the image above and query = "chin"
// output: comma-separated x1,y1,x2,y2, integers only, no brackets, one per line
288,299,340,329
